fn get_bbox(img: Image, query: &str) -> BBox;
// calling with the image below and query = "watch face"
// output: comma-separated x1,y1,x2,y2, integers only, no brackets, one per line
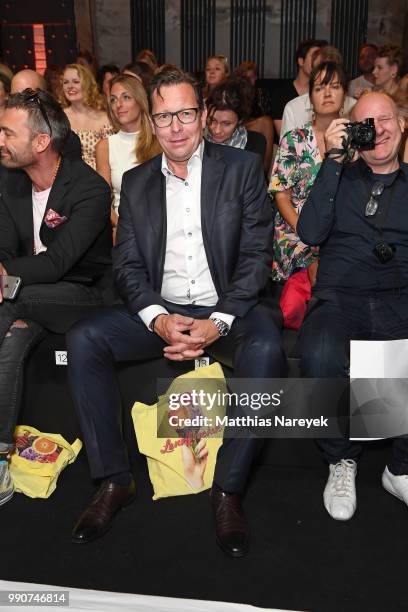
218,321,228,335
212,318,229,336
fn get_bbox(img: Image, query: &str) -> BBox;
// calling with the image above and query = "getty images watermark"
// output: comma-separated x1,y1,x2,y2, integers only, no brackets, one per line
166,389,327,430
156,378,349,439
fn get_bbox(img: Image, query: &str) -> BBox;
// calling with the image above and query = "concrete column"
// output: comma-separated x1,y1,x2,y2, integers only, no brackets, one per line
74,0,96,55
93,0,132,69
367,0,406,47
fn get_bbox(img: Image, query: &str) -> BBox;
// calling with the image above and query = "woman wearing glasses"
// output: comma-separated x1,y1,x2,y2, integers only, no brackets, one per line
204,77,266,162
95,74,160,234
61,63,114,170
270,61,348,285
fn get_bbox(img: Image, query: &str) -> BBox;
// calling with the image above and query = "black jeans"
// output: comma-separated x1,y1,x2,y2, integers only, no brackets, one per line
0,282,105,452
67,302,286,493
300,294,408,474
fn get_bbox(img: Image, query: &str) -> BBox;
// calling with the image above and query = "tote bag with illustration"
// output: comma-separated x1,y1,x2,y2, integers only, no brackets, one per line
10,425,82,498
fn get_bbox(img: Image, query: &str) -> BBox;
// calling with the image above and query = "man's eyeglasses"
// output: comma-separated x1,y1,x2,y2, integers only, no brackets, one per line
151,107,199,128
22,89,52,136
365,181,384,217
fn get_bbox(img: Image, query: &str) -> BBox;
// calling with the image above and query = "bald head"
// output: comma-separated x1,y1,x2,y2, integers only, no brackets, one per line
350,91,404,173
351,91,399,122
11,70,46,94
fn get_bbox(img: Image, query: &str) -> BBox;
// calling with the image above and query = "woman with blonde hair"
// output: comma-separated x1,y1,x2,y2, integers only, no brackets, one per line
203,54,229,99
61,63,114,169
373,45,403,96
96,74,161,232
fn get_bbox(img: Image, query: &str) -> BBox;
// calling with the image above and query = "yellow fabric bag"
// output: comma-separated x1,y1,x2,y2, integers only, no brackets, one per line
132,362,227,500
9,425,82,499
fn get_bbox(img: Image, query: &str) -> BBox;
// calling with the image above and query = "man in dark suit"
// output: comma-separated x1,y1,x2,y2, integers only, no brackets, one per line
67,68,285,557
0,89,111,507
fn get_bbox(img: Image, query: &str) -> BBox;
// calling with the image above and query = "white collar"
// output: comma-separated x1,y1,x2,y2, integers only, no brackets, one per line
161,140,204,178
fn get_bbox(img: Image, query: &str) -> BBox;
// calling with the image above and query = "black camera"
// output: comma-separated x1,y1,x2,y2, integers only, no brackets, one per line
373,241,395,264
345,118,376,151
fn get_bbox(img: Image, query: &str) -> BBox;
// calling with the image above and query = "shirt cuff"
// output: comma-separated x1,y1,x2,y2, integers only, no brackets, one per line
210,312,235,328
318,157,344,204
138,305,169,331
321,157,344,178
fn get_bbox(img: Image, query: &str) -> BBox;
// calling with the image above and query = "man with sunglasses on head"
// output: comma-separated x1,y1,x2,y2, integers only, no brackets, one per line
297,92,408,522
10,69,82,161
67,67,285,557
0,89,112,507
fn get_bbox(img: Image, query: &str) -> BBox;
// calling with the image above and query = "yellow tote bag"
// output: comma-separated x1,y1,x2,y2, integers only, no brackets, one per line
132,362,227,500
10,425,82,499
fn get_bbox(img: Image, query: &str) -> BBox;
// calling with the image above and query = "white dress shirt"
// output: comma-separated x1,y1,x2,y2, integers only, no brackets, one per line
138,141,235,331
280,93,357,140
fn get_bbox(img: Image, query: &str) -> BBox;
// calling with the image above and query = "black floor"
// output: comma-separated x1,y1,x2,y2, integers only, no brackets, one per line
2,335,406,612
2,437,407,612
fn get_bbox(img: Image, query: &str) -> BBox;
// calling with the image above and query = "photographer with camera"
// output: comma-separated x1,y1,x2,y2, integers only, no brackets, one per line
297,92,408,522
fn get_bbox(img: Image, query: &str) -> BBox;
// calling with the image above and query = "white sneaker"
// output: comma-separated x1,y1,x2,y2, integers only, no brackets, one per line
0,461,14,506
382,466,408,505
323,459,357,521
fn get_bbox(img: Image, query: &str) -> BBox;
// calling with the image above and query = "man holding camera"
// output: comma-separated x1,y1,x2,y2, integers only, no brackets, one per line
297,92,408,521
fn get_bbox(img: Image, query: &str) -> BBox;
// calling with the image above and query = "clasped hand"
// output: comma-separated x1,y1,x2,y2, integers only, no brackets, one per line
154,314,220,361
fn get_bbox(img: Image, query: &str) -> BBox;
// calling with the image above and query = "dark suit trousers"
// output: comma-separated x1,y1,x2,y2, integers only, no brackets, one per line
0,282,105,452
67,302,286,493
300,294,408,475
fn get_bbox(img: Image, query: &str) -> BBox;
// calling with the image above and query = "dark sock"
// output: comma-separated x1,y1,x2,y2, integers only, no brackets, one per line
107,471,133,486
386,465,407,476
212,482,238,495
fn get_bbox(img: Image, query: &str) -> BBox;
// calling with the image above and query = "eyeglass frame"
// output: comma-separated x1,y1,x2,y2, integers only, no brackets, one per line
151,107,200,128
22,89,53,137
364,181,385,217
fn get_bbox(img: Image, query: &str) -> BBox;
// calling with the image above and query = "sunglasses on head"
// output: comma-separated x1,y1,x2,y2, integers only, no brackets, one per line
22,89,52,136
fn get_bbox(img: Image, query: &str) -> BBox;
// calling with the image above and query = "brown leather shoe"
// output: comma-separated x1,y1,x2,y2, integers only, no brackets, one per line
72,479,136,544
211,488,249,558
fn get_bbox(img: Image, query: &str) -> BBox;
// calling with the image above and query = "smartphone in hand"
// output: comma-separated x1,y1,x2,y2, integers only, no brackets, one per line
0,275,22,300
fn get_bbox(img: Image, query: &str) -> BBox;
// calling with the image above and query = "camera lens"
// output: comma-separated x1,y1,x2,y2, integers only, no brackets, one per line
358,126,375,144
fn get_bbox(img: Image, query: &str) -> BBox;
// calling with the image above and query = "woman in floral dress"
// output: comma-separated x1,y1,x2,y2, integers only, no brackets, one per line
269,61,348,283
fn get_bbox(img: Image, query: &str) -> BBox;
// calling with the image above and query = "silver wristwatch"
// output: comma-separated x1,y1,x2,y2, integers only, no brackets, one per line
211,318,230,336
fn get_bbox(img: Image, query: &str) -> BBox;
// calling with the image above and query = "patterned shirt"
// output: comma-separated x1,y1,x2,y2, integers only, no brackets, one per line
269,121,321,281
74,124,115,170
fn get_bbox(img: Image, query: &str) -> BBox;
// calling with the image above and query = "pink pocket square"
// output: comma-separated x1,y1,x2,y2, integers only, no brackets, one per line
44,208,68,229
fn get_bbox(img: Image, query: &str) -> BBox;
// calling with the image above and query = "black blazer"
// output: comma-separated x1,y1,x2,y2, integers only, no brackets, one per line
0,156,112,285
113,140,274,318
64,131,82,161
246,130,267,160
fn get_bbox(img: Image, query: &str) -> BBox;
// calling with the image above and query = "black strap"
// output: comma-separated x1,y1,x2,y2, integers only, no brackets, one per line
324,147,345,159
364,171,401,294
